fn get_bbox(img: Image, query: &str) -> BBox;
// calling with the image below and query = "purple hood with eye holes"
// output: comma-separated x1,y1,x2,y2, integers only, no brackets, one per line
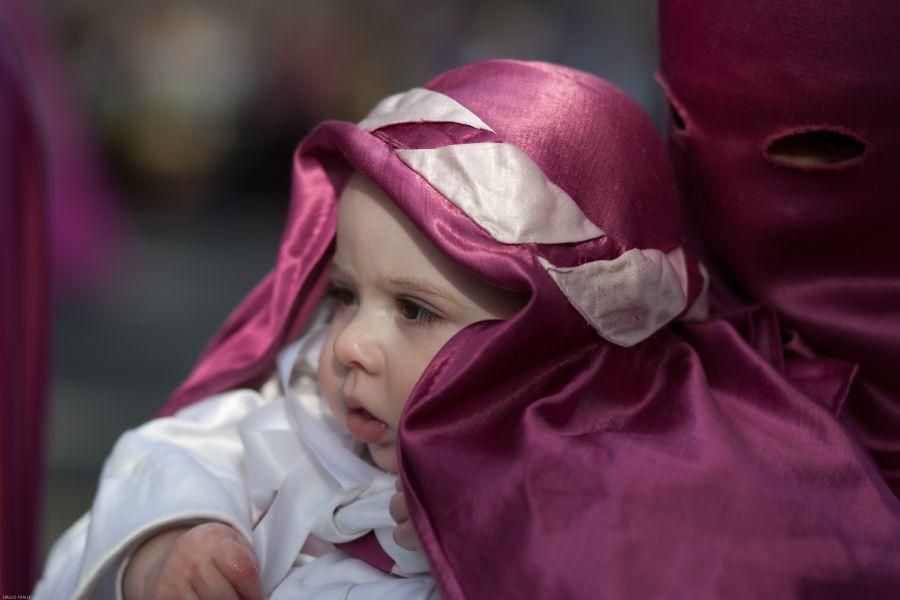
658,0,900,500
161,60,900,597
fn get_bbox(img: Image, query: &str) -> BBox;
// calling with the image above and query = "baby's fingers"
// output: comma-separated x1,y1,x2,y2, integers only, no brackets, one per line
392,519,421,551
389,491,409,523
212,534,262,599
389,490,421,551
190,562,241,600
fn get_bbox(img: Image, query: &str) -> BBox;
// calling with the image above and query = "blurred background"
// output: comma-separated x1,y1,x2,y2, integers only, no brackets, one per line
4,0,662,564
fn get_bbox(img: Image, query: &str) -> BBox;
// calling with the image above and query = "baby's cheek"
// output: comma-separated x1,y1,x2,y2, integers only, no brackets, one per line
317,341,341,418
386,380,412,430
370,442,399,473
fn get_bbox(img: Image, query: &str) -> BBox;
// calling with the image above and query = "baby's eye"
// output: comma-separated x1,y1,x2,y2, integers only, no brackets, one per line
327,283,357,306
396,298,443,325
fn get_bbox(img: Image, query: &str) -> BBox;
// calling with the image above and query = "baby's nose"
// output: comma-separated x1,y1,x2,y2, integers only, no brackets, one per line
332,314,381,374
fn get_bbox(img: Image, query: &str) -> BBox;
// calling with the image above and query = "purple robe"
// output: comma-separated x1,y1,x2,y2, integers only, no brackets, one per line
161,60,900,597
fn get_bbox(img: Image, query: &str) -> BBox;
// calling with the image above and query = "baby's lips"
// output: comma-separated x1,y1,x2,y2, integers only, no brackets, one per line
346,407,389,444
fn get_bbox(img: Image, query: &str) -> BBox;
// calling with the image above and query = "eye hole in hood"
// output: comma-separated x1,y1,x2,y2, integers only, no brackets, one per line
764,127,868,170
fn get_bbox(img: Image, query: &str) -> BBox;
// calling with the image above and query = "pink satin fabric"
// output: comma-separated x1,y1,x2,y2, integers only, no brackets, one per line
658,0,900,498
0,25,49,594
162,60,900,596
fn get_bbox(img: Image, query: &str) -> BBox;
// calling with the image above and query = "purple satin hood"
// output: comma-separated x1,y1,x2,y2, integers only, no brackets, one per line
658,0,900,499
162,60,900,597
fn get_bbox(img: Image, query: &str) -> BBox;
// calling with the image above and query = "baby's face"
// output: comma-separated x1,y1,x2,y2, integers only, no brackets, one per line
317,173,523,473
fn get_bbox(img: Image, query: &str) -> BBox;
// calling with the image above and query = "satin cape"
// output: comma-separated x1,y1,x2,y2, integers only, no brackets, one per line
162,60,900,597
658,0,900,498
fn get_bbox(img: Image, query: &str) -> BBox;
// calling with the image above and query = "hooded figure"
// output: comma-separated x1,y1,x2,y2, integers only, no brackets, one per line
39,60,900,598
657,0,900,498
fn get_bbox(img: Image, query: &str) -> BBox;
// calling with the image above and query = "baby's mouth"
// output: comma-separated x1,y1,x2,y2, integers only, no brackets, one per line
345,406,389,444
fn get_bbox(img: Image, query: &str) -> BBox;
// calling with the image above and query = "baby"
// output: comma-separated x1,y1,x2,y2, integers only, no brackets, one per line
317,173,524,476
121,171,522,598
37,172,524,599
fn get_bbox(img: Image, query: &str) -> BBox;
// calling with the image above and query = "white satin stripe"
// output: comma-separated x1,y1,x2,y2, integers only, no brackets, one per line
358,87,494,133
397,143,606,244
540,247,691,347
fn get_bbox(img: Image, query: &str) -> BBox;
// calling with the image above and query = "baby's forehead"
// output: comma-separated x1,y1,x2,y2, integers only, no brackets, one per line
339,171,383,202
333,173,451,276
335,172,411,239
333,171,525,314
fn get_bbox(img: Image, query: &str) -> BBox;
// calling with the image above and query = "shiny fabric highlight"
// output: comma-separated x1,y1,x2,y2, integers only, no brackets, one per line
539,246,692,346
396,143,605,244
358,87,494,134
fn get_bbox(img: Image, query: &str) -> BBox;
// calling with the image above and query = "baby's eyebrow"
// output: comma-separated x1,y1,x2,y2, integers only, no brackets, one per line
380,275,458,304
329,262,350,279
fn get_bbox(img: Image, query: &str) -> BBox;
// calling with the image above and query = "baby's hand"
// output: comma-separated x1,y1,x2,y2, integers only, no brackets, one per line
123,522,261,600
389,478,422,551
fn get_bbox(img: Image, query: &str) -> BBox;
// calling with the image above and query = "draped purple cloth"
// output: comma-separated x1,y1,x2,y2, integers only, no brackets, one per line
0,23,49,595
658,0,900,499
162,60,900,597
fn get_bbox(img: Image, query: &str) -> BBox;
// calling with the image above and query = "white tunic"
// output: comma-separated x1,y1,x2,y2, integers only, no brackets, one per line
34,325,437,599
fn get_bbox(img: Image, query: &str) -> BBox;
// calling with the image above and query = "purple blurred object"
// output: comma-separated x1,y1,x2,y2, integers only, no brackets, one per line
160,60,900,596
658,0,900,498
0,21,49,595
1,0,124,295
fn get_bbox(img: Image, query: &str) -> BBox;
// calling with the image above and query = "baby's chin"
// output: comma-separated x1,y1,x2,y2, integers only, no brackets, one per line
367,442,399,473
